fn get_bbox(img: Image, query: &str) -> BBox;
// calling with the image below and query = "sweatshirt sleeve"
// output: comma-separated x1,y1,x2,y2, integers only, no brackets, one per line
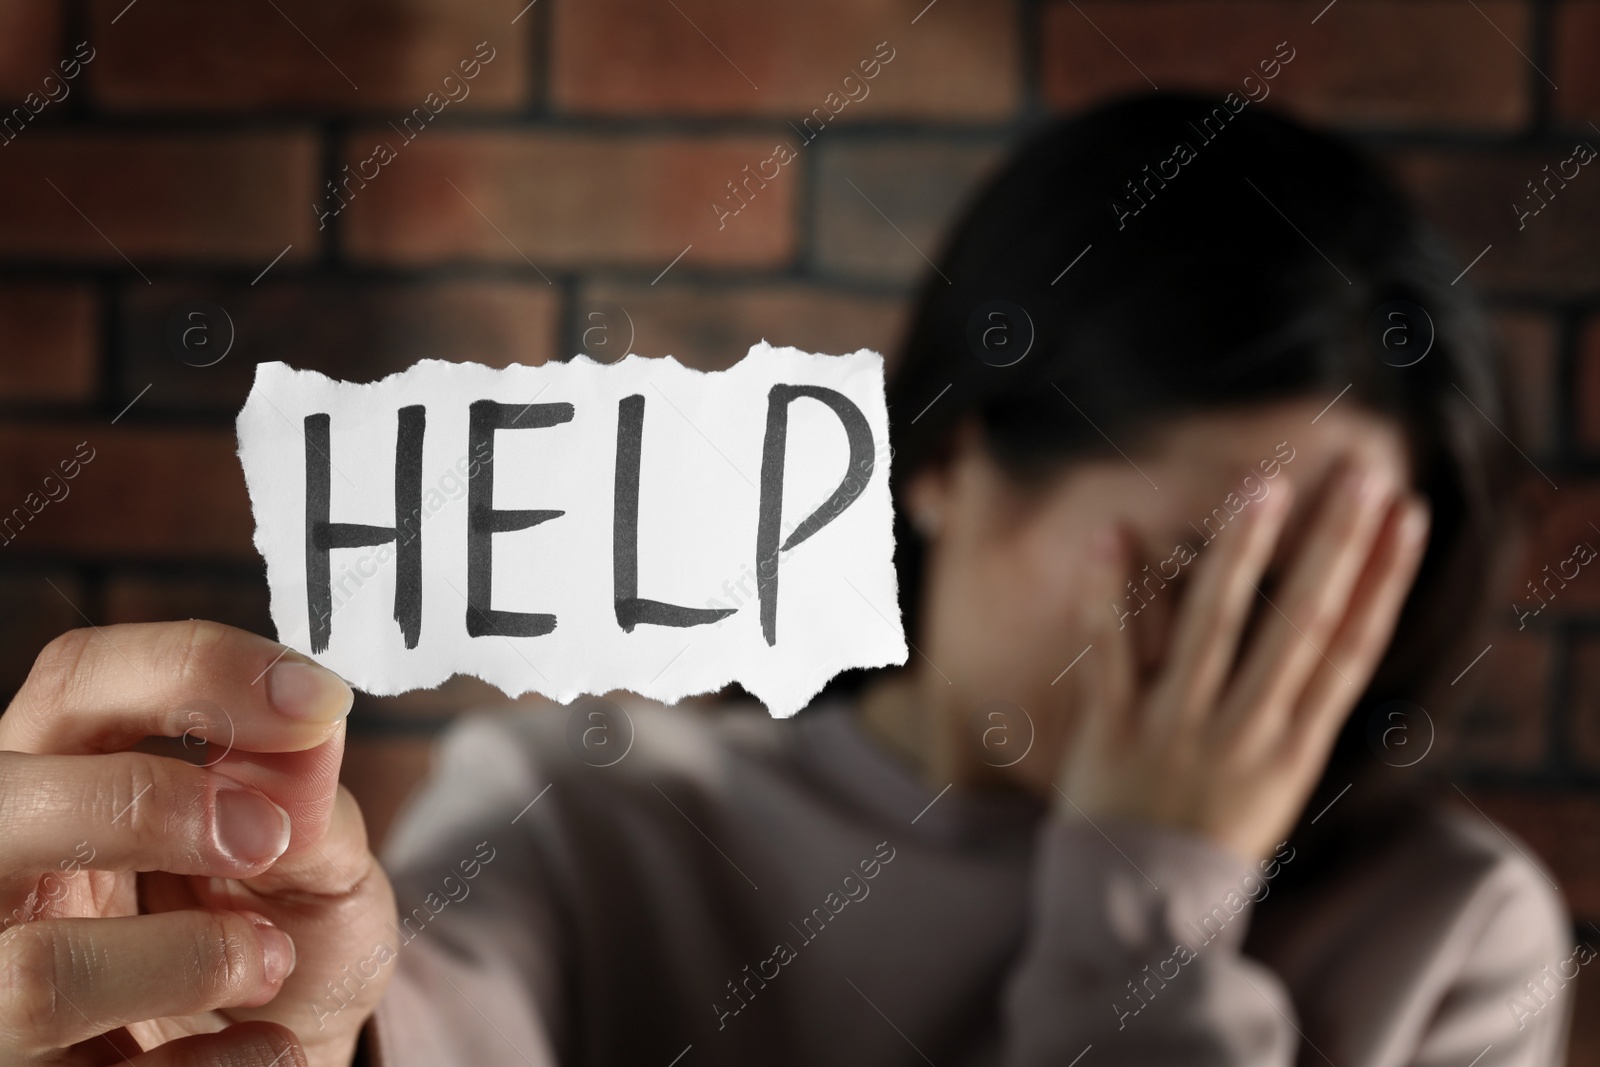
357,714,568,1067
1002,817,1300,1067
1403,841,1575,1067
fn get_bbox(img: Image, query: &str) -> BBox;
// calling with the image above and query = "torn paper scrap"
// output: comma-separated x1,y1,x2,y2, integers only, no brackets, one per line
235,344,906,717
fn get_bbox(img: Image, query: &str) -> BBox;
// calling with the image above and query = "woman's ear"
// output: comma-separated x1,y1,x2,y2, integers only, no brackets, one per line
903,420,988,540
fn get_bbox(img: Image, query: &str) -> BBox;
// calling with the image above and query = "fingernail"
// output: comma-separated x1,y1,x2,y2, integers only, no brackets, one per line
1402,501,1432,543
246,915,296,985
1341,464,1382,502
1089,524,1120,560
1260,477,1294,515
1338,463,1364,496
215,787,292,865
267,658,353,722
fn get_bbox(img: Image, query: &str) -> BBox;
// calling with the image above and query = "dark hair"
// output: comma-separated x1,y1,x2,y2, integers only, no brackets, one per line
877,94,1517,792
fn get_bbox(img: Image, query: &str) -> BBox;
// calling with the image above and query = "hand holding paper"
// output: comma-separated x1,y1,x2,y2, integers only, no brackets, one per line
236,344,907,716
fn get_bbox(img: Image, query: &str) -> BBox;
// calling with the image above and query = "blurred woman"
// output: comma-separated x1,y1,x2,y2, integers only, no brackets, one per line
0,95,1570,1067
366,94,1570,1066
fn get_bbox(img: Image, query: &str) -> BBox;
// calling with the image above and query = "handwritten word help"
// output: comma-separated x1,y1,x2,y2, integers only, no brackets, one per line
236,345,906,716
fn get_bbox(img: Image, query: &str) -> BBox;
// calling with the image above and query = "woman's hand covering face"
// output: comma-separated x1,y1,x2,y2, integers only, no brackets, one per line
1056,459,1429,859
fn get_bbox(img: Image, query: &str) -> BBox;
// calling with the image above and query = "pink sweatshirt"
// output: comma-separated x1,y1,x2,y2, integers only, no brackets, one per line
355,701,1574,1066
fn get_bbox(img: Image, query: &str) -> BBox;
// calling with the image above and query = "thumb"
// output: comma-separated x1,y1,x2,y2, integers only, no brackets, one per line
1059,525,1137,798
209,720,348,857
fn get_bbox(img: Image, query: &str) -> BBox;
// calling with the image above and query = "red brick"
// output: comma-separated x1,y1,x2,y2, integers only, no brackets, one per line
1041,0,1529,129
1461,790,1600,920
0,425,252,558
0,133,319,265
577,281,906,371
1515,482,1600,616
103,574,273,637
0,0,62,101
120,280,561,411
814,138,1005,283
0,570,84,699
0,285,95,402
89,0,529,112
1442,625,1551,772
1570,635,1600,772
1552,2,1600,124
1390,149,1600,296
1576,316,1600,453
341,131,795,268
1493,311,1558,457
551,0,1017,119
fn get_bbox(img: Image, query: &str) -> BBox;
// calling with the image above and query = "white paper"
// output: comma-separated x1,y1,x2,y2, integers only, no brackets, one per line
235,344,906,717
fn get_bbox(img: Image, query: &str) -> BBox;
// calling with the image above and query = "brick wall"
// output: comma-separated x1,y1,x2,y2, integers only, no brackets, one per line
0,0,1596,1049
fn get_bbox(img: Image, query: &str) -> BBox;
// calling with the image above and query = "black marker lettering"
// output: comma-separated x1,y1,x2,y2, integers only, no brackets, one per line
612,394,736,632
304,406,425,653
466,400,571,638
755,385,874,646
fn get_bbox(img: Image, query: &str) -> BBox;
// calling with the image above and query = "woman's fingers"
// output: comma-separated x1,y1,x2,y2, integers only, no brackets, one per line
1220,461,1396,746
204,730,349,863
1147,477,1294,734
0,752,292,887
223,783,376,901
0,621,351,758
1283,495,1431,768
1068,527,1138,756
0,621,353,853
0,911,294,1054
126,1021,307,1067
1094,527,1138,728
